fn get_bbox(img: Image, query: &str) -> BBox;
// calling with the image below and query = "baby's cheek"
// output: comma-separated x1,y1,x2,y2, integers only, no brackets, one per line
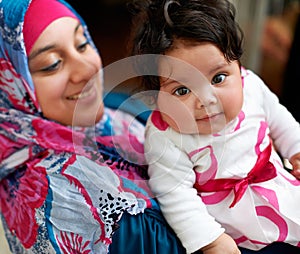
157,93,197,132
222,90,243,122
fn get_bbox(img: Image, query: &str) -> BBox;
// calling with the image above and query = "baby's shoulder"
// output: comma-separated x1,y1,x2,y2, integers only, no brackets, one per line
146,110,169,131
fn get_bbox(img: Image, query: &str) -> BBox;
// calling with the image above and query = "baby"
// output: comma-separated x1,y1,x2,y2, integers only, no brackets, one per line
129,0,300,253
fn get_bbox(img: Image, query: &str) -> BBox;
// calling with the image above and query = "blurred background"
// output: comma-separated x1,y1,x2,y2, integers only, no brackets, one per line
68,0,300,119
1,0,299,253
66,0,299,98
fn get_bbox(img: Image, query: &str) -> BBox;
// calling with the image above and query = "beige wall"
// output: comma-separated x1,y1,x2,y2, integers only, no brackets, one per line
0,220,11,254
230,0,269,72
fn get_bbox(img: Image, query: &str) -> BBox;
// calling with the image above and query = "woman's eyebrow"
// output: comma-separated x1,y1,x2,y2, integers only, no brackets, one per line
28,22,81,61
74,23,81,33
28,45,55,60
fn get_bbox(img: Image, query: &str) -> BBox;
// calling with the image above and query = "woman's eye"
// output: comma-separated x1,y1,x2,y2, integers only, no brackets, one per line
174,87,190,96
212,74,226,85
77,40,90,52
40,60,61,72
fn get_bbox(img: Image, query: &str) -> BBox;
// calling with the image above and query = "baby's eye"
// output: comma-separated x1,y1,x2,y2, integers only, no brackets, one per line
212,74,226,85
174,87,190,96
77,40,90,52
40,60,61,72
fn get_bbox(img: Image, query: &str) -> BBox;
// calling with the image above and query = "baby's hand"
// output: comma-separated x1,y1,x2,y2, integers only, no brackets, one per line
201,233,240,254
289,153,300,179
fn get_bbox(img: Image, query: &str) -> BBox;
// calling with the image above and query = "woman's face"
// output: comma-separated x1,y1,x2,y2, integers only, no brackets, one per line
157,42,243,135
28,17,104,126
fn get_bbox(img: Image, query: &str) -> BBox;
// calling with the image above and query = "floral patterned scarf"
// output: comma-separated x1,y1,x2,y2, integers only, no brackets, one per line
0,0,152,253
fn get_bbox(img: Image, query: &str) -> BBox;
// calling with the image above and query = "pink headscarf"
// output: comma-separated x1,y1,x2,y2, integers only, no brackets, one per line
23,0,78,55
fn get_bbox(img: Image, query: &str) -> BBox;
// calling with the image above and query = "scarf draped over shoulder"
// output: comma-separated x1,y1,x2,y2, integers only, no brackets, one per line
0,1,152,252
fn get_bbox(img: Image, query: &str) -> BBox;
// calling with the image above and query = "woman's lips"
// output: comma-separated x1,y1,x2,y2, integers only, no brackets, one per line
66,85,94,100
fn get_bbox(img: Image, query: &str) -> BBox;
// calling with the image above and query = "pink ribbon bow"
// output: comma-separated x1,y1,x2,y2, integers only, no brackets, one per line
194,143,277,208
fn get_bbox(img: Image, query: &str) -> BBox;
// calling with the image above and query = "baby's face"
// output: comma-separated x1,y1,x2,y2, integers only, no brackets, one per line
157,42,243,135
28,17,104,126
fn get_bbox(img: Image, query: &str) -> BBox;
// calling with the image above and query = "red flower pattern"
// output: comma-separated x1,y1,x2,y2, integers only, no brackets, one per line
0,159,48,248
57,231,91,254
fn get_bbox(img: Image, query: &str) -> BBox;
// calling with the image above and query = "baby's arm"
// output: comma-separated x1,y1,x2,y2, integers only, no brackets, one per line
144,122,224,253
201,233,240,254
255,71,300,177
289,152,300,179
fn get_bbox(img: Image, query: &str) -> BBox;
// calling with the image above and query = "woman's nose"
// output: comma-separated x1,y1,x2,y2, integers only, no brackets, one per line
69,52,100,84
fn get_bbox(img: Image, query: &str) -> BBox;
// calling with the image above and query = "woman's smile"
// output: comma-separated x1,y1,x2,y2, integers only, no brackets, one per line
66,84,96,100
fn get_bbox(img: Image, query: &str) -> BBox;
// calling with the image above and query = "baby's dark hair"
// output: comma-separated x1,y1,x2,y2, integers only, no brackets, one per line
128,0,244,91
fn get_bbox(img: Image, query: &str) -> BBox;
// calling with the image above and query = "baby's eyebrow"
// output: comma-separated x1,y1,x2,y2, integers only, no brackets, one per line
208,62,228,75
160,77,184,87
160,77,174,87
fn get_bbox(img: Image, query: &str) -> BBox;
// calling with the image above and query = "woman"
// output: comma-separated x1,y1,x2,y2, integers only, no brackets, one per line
0,0,185,253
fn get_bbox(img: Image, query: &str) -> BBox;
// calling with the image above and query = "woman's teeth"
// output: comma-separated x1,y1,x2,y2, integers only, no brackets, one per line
67,88,93,100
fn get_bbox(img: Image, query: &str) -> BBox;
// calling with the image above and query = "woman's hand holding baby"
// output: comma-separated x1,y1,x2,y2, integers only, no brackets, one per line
201,233,241,254
289,153,300,179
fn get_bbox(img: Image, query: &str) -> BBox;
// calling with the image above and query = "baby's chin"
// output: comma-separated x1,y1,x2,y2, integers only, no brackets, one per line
169,119,227,135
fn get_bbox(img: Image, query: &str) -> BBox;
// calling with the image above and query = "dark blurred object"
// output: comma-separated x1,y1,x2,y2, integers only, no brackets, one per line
259,1,299,96
67,0,140,93
67,0,131,66
280,14,300,122
239,241,300,254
